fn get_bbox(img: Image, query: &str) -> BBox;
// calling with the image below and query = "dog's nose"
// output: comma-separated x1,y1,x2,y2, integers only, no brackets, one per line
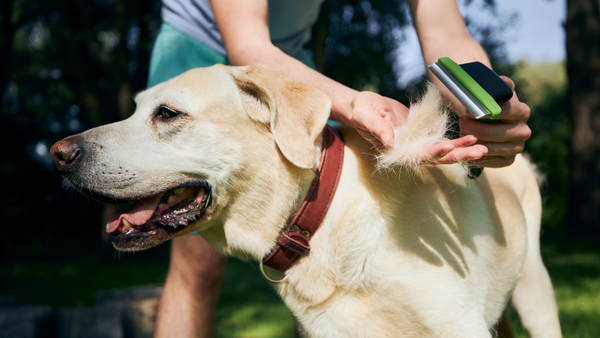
50,137,82,172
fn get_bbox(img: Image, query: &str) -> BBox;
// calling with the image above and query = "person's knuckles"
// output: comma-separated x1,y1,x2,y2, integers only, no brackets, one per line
459,118,496,140
499,101,526,122
490,156,516,168
433,144,455,159
451,135,477,148
519,124,532,141
510,143,525,155
511,101,531,122
468,147,487,159
499,75,515,90
500,122,531,143
484,142,524,156
474,156,515,168
463,119,529,143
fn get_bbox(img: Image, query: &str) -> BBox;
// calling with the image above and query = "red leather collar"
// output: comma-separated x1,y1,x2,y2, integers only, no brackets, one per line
262,126,344,272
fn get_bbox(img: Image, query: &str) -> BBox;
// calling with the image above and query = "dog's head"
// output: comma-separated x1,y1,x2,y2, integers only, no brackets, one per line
50,64,331,254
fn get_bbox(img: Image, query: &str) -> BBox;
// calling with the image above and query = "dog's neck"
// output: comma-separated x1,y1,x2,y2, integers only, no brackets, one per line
206,127,343,263
262,126,344,272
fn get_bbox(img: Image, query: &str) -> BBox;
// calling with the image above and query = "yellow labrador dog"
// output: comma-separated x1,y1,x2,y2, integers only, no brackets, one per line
50,64,561,338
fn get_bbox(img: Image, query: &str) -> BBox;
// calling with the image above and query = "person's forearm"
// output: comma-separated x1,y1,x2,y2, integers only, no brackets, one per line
227,42,358,127
409,0,491,115
419,36,490,69
409,0,490,66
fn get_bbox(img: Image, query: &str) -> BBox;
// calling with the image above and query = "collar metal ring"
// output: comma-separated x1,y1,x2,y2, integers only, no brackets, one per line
259,261,287,284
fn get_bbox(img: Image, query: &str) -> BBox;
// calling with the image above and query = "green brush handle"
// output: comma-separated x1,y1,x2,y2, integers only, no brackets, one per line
438,57,502,119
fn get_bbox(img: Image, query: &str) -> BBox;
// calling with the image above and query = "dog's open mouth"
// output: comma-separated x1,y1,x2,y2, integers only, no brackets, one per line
106,184,211,249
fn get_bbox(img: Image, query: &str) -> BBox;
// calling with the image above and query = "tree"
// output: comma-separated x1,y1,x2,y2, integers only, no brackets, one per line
310,0,409,101
311,0,502,105
0,0,162,259
565,0,600,236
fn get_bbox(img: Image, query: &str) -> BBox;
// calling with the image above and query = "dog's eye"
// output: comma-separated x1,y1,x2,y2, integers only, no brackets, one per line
157,107,179,120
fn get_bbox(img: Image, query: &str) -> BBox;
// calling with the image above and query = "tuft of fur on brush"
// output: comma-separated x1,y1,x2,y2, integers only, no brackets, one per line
376,83,451,171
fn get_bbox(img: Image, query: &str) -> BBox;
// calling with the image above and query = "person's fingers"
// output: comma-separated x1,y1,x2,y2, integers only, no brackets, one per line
464,76,528,123
449,135,478,148
355,112,395,150
420,142,456,161
497,99,531,123
460,117,532,143
351,92,406,150
469,156,516,168
434,144,488,164
477,142,524,157
499,75,515,90
384,98,409,127
497,76,531,122
416,136,478,162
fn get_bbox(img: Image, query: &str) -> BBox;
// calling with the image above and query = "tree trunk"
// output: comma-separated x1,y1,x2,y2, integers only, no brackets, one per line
565,0,600,236
0,1,13,97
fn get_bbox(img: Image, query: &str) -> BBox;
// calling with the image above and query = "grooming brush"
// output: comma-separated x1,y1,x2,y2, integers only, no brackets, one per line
428,57,513,119
428,57,513,177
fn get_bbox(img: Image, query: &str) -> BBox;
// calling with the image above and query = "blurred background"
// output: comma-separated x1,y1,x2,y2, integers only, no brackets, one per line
1,0,598,337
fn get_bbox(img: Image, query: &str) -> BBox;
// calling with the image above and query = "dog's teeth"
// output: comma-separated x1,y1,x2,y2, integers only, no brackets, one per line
174,187,186,195
123,219,133,228
167,195,176,203
158,203,165,209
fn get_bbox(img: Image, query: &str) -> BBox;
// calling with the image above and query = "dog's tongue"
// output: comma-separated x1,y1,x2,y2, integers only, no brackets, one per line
106,195,162,233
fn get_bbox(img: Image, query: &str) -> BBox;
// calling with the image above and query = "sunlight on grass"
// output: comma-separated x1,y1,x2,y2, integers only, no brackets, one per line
553,253,600,338
217,303,295,338
509,252,600,338
512,60,567,109
2,241,599,337
215,258,296,338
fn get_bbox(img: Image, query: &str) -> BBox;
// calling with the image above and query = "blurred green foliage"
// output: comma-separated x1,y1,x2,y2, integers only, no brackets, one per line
511,60,570,232
1,0,163,262
319,0,408,97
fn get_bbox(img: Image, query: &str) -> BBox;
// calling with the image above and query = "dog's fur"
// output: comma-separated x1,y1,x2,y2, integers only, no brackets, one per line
59,64,561,337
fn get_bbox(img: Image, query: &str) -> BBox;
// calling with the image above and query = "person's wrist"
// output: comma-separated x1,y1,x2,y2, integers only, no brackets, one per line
329,89,359,127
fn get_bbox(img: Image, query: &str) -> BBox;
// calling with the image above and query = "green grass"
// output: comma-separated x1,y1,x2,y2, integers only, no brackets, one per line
2,242,598,337
215,259,295,338
0,250,295,337
508,248,600,338
1,252,170,307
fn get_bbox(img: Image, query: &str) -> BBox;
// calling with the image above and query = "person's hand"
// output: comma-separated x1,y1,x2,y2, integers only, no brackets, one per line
349,91,404,150
459,76,531,168
350,91,487,164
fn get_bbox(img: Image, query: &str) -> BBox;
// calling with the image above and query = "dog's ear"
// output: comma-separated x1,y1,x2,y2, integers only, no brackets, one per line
230,64,331,169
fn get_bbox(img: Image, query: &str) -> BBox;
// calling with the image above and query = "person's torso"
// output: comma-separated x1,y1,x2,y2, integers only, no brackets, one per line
161,0,324,59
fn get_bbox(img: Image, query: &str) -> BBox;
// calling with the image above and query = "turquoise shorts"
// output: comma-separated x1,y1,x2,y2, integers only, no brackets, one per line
148,23,315,87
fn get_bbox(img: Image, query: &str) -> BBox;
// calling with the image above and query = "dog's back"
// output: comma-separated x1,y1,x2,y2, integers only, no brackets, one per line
276,117,560,337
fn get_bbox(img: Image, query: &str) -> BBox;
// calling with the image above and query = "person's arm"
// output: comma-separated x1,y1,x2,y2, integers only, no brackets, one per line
408,0,531,167
154,236,227,338
210,0,486,161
